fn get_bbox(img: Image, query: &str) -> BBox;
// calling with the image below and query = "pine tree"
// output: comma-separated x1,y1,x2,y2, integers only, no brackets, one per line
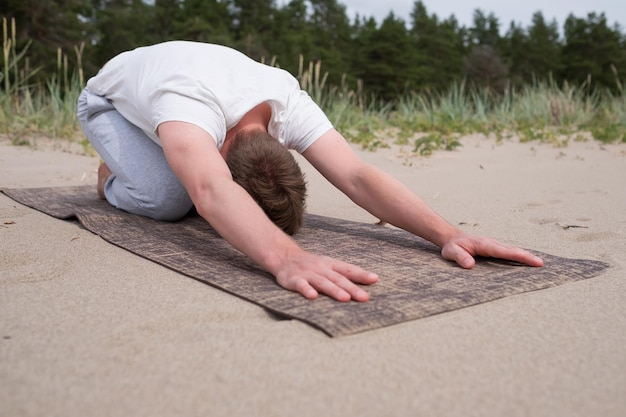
410,0,465,92
153,0,183,41
0,0,95,80
174,0,234,45
91,0,156,66
349,15,378,90
271,0,315,73
307,0,353,82
468,9,502,49
526,12,561,82
355,12,415,101
231,0,276,59
502,21,529,87
503,12,561,88
465,9,507,92
561,12,626,92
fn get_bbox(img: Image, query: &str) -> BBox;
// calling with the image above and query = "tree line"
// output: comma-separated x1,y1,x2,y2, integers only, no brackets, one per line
3,0,626,101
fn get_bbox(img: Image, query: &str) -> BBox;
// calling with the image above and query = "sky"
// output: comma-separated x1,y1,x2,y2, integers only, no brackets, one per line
339,0,626,32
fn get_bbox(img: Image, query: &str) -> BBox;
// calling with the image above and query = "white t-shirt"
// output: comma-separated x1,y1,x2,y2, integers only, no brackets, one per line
86,41,333,153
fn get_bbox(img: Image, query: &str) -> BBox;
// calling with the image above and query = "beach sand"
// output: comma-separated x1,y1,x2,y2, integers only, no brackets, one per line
1,134,625,416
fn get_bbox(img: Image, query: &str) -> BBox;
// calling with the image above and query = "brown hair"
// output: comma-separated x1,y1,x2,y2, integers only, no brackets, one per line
225,129,307,235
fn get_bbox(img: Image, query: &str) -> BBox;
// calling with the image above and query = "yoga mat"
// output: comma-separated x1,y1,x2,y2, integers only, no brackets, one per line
2,185,610,337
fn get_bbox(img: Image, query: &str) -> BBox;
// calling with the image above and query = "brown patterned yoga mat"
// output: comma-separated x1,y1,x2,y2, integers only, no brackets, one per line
2,185,610,337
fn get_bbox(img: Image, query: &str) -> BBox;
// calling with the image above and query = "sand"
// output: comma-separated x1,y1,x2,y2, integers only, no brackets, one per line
1,134,625,417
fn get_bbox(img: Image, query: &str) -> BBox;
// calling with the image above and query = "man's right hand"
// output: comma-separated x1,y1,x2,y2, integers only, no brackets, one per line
159,121,378,303
273,250,379,302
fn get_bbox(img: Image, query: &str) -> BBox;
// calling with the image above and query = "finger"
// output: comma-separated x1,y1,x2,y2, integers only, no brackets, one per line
504,246,544,266
307,270,373,302
281,272,351,302
332,277,370,302
457,252,476,269
329,270,371,302
475,240,544,267
293,279,319,300
331,261,379,285
309,274,353,302
442,244,476,269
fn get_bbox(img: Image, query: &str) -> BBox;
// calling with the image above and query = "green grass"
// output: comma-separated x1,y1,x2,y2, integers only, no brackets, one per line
1,18,84,144
302,62,626,152
2,17,625,154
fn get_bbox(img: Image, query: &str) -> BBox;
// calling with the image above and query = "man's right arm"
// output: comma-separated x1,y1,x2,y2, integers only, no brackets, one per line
157,121,378,301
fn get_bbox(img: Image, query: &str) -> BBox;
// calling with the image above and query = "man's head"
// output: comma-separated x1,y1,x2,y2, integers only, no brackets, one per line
225,129,307,235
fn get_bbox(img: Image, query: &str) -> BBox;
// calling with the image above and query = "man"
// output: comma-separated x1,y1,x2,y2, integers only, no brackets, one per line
77,41,543,302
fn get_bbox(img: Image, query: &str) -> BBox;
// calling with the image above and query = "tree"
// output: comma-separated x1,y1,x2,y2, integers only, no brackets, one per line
464,45,508,92
561,12,626,92
173,0,234,45
0,0,95,81
409,0,465,92
502,12,561,88
465,9,507,91
230,0,276,59
271,0,315,73
307,0,353,81
153,0,182,41
468,9,502,49
348,15,378,90
91,0,156,68
502,21,529,87
355,12,415,101
526,12,561,82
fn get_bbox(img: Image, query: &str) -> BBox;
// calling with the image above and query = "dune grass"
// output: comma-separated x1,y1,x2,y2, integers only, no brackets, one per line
1,18,86,147
297,52,626,153
2,17,625,155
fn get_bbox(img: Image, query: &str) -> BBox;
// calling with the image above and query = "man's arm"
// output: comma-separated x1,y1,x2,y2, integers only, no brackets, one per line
302,129,544,268
158,121,379,301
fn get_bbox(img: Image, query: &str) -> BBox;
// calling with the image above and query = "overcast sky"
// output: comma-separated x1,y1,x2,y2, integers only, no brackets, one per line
339,0,626,32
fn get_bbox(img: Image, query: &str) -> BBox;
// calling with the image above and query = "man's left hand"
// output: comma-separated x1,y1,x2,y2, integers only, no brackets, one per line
441,233,544,269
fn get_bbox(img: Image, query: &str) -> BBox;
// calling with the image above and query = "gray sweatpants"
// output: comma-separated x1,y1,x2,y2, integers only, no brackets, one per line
77,88,193,221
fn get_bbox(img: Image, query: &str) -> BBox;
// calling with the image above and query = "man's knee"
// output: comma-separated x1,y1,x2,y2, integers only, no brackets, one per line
137,191,193,221
108,179,193,221
150,202,193,221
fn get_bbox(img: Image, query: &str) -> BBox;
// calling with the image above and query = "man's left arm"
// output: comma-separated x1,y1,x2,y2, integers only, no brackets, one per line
302,129,544,268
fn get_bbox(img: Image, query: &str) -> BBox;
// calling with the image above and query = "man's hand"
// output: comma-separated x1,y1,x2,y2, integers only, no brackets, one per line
159,122,379,303
441,233,544,269
273,250,379,302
